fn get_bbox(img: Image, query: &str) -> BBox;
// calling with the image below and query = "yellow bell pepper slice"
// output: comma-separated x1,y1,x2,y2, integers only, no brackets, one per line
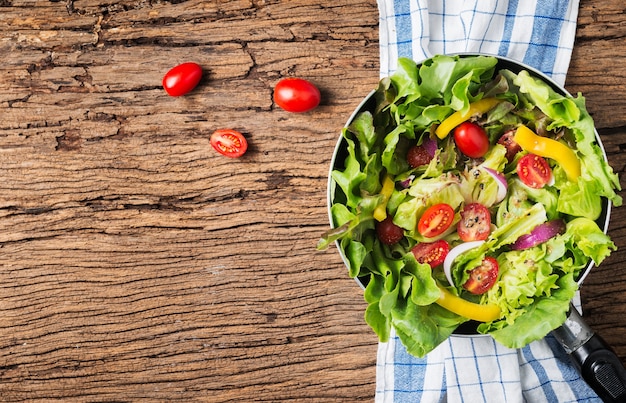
513,125,581,182
436,285,502,322
435,98,502,139
373,174,395,222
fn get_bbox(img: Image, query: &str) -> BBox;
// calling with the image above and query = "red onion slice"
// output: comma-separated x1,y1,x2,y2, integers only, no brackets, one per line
422,136,437,157
398,175,415,188
482,166,508,203
511,219,566,250
443,240,486,286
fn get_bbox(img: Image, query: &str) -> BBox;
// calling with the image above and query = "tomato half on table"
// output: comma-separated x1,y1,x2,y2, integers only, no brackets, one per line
463,256,499,295
517,153,552,188
210,129,248,158
273,78,321,113
453,121,490,158
417,203,454,238
162,62,203,97
411,239,450,268
457,203,491,242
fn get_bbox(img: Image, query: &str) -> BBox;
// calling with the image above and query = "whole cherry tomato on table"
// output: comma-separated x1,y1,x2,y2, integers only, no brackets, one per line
163,62,203,97
453,121,490,158
210,129,248,158
273,78,321,113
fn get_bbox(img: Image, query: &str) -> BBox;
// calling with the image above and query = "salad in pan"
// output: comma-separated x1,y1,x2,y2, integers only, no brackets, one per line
318,54,622,357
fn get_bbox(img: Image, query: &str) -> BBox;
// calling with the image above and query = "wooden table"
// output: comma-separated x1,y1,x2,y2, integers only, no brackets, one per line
0,1,624,401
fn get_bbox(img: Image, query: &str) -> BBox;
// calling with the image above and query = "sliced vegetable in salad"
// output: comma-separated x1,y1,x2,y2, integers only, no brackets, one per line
318,54,622,357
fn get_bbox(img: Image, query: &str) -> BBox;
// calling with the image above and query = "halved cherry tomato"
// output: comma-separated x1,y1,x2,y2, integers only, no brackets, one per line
517,153,552,188
162,62,203,97
210,129,248,158
376,216,404,245
457,203,491,242
273,78,321,113
417,203,454,238
463,256,499,295
406,145,433,168
411,240,450,268
453,121,490,158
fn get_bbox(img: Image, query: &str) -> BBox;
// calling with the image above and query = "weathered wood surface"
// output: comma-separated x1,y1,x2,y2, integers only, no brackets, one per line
0,1,624,401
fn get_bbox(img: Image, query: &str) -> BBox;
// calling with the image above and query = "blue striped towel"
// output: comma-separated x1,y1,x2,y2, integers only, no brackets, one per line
374,1,602,402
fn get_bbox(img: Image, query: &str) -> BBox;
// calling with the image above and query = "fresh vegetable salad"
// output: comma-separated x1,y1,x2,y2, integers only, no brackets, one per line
318,55,622,357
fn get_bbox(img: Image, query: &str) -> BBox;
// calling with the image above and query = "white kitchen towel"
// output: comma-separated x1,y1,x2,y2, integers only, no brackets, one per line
374,1,602,402
378,0,578,86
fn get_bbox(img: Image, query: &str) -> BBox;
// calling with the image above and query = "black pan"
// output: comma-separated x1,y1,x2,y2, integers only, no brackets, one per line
327,54,626,402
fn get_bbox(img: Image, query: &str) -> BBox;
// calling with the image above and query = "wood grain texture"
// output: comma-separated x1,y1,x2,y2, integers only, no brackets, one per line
0,0,624,402
571,2,626,353
0,1,381,401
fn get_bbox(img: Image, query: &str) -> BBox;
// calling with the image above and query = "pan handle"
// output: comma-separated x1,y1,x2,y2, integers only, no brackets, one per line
552,304,626,402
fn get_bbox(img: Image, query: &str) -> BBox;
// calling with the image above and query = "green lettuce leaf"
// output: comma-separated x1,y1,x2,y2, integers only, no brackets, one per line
364,274,391,342
485,272,577,348
564,217,616,265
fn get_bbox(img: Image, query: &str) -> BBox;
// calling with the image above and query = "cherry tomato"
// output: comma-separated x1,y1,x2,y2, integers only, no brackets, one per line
407,145,433,168
463,256,499,295
497,130,522,162
376,216,404,245
417,203,454,238
210,129,248,158
273,78,321,113
162,62,203,97
457,203,491,242
517,153,552,188
453,121,490,158
411,240,450,268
